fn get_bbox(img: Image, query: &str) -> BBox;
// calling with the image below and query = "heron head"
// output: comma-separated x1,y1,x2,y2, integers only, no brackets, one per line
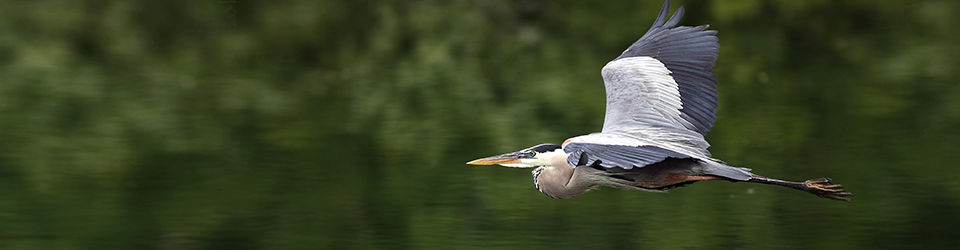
467,144,564,168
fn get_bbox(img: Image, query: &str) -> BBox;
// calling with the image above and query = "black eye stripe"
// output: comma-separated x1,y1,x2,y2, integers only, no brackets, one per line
526,143,561,153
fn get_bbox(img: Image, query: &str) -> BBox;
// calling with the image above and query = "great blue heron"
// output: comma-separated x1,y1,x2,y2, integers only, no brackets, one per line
467,0,851,201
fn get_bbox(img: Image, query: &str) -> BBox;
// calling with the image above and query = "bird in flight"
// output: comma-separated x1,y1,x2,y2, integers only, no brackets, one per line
468,0,851,201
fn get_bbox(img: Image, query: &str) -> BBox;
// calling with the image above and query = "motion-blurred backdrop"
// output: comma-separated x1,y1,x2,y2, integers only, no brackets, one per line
0,1,958,249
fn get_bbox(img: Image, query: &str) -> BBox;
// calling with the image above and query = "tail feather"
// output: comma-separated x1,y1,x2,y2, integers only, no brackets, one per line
703,162,753,181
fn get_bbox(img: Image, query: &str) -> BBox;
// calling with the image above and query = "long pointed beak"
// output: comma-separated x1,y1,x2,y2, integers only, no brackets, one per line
466,153,521,165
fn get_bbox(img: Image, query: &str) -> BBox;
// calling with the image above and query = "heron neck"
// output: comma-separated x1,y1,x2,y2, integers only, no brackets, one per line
536,166,591,199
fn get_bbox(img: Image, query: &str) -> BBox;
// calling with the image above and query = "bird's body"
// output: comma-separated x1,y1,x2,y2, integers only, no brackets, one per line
468,0,851,201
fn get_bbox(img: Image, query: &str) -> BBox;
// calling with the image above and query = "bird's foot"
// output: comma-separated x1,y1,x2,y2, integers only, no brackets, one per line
802,178,852,202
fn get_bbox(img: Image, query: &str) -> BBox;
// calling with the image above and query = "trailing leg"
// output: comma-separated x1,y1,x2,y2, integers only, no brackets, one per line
746,175,852,202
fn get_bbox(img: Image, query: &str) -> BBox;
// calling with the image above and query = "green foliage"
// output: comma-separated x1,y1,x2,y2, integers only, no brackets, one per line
0,0,959,249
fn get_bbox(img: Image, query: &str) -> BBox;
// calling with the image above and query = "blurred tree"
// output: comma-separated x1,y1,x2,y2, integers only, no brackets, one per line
0,1,958,250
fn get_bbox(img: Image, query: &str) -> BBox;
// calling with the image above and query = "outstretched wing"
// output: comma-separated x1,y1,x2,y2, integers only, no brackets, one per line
563,133,752,180
559,1,734,174
563,133,688,169
601,0,720,137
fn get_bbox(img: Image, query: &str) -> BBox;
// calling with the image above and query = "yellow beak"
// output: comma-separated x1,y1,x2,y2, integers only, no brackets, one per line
466,153,522,165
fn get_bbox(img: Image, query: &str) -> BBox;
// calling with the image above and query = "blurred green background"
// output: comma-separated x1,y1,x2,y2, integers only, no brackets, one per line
1,0,959,249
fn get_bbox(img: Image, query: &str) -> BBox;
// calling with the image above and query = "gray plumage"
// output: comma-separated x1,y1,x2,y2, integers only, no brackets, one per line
467,0,852,202
567,0,745,182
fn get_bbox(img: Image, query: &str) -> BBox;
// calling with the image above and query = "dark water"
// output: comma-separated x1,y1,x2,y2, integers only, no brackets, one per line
1,1,959,249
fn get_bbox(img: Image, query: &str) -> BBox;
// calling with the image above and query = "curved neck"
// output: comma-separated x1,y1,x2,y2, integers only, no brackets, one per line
535,166,593,199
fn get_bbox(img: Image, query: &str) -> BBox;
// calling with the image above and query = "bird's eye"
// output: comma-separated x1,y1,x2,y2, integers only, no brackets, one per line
529,152,537,157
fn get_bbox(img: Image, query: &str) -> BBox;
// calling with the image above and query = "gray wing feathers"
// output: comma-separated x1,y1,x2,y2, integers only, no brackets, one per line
701,162,753,181
661,6,684,28
558,1,751,180
564,142,688,170
562,132,710,168
563,138,753,180
646,0,677,35
612,0,720,135
601,57,685,134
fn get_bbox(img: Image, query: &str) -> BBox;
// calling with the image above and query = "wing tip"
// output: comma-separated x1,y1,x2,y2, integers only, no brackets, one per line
663,5,685,28
650,0,672,29
651,1,685,29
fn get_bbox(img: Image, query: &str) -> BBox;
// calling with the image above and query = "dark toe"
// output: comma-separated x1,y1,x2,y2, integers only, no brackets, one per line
803,178,852,202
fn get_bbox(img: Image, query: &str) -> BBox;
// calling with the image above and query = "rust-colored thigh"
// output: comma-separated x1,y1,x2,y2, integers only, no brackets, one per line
637,173,725,189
